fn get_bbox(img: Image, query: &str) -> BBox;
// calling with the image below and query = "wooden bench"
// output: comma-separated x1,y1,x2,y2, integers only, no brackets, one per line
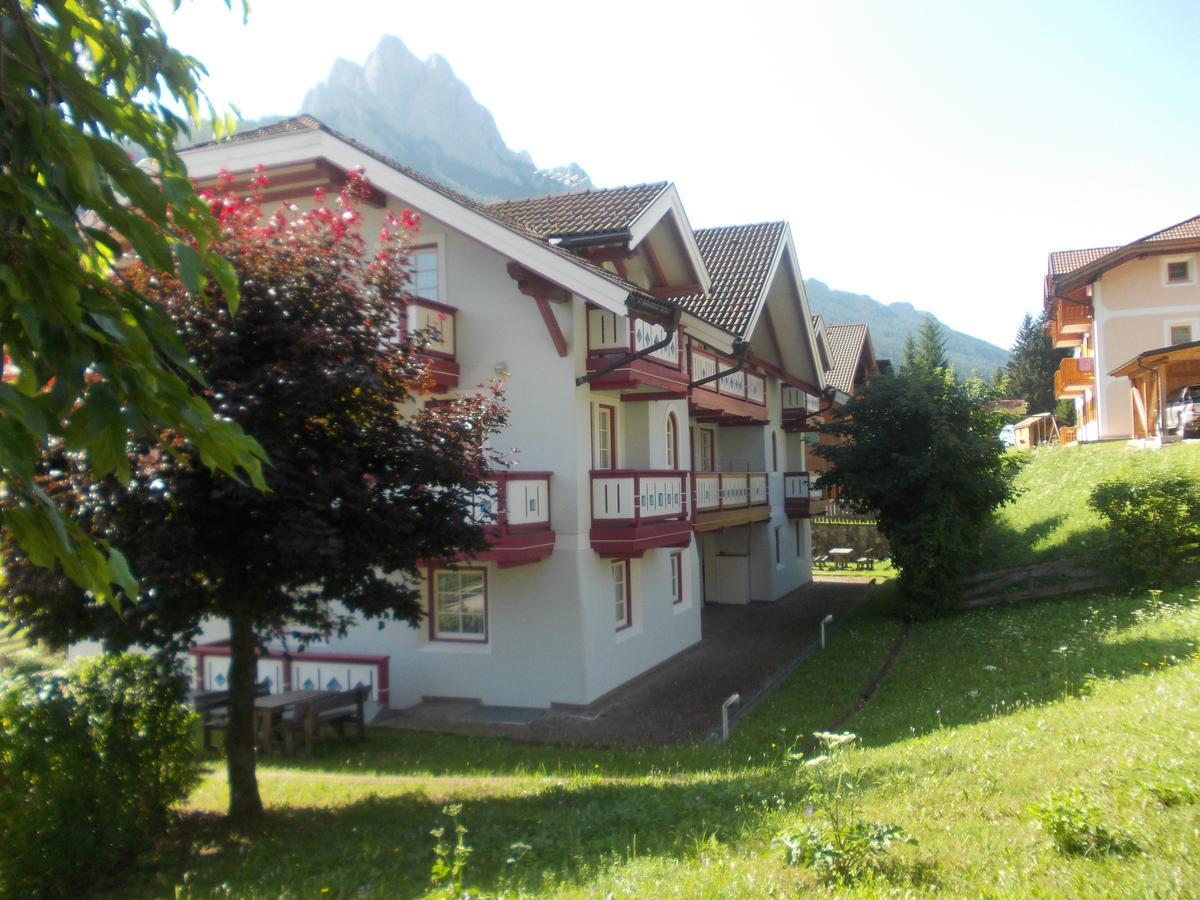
194,682,270,750
855,549,877,570
280,686,368,756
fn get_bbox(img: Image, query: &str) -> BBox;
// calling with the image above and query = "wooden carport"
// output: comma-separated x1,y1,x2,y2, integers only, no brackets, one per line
1109,339,1200,439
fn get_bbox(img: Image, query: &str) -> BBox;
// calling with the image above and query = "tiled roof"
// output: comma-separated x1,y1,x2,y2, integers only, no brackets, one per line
486,183,668,239
1139,214,1200,244
677,222,786,336
1048,247,1119,276
181,116,661,304
824,323,870,393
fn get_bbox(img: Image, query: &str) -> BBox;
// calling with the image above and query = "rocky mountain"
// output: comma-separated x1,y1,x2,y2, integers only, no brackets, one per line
804,278,1009,377
300,36,592,201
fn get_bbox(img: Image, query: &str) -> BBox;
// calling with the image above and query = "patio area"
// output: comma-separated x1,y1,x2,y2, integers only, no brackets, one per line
378,577,872,747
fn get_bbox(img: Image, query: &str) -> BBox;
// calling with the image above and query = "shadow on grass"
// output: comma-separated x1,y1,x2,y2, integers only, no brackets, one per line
853,588,1200,747
971,513,1111,573
125,771,809,898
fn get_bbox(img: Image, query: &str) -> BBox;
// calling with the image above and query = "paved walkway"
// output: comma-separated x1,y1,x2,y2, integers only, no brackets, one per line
378,577,872,747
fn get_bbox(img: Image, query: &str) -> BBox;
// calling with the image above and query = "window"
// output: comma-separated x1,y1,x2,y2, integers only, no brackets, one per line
405,247,440,301
1170,324,1193,346
774,525,782,565
670,552,683,605
795,520,802,557
431,568,487,641
696,428,715,472
1167,261,1191,284
771,430,778,471
594,404,615,470
612,560,631,629
665,413,679,469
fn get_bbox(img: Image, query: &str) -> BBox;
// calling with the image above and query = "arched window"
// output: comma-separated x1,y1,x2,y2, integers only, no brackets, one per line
666,413,679,469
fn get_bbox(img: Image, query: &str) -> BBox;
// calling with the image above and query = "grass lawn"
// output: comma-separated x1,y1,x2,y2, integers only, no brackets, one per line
976,439,1200,571
115,580,1200,899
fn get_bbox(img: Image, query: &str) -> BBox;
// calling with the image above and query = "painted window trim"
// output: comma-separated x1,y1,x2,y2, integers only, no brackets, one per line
429,566,489,643
406,235,447,303
1162,254,1196,287
613,558,633,631
670,551,683,605
593,402,618,470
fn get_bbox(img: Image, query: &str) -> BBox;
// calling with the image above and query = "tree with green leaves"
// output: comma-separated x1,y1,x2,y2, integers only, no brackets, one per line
902,315,951,376
1004,312,1065,415
1,176,508,819
0,0,265,605
817,362,1021,617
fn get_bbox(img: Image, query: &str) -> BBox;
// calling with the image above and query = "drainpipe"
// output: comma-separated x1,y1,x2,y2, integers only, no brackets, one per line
576,300,681,387
689,339,752,389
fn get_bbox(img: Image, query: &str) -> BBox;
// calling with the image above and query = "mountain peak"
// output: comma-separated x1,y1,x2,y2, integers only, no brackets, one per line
300,35,592,201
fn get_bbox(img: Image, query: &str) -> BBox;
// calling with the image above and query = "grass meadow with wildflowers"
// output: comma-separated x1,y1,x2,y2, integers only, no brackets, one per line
81,442,1200,896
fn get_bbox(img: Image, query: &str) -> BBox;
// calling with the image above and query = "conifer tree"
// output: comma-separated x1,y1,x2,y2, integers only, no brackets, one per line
1004,312,1065,414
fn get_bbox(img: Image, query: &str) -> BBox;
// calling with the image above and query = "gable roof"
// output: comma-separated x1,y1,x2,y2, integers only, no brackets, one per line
678,222,786,336
824,323,872,393
487,183,668,239
1048,212,1200,294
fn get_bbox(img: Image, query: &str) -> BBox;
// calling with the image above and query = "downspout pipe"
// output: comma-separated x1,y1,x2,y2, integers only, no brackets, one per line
576,302,682,387
689,339,751,390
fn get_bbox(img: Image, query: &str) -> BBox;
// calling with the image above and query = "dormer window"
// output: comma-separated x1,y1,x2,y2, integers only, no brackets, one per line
1163,256,1195,286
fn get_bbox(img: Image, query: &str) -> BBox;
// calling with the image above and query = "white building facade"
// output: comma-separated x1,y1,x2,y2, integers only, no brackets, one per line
182,117,829,710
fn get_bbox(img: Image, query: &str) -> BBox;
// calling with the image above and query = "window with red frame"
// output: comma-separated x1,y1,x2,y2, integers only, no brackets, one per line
612,559,631,629
670,552,683,604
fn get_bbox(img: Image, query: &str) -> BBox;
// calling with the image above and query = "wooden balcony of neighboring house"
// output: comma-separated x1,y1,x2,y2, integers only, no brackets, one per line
782,471,827,518
407,297,459,391
584,308,689,395
1048,298,1091,349
465,472,556,568
781,384,822,432
1054,356,1095,399
688,346,769,424
692,471,771,532
590,469,692,557
1059,425,1077,446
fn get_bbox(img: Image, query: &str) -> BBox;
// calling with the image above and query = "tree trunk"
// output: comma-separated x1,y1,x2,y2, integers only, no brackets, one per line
225,610,264,820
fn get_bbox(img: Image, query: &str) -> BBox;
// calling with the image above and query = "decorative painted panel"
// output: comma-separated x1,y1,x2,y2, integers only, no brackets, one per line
506,478,550,526
637,474,684,518
633,318,679,365
694,474,721,511
290,660,380,701
408,302,455,357
588,308,627,352
691,351,717,388
746,373,766,405
592,476,637,520
718,368,746,398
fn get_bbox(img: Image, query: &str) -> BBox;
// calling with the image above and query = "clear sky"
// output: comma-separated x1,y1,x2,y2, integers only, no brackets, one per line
154,0,1200,349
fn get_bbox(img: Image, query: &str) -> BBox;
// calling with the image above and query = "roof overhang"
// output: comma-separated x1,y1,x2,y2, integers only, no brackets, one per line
180,128,635,316
1053,237,1200,297
1109,337,1200,378
627,184,712,293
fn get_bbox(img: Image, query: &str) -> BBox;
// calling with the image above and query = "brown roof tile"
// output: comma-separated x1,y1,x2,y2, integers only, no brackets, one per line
1048,246,1119,276
1139,214,1200,243
486,183,668,238
823,323,870,393
677,223,786,336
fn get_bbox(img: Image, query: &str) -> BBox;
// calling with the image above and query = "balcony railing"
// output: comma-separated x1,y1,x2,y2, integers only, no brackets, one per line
584,309,686,392
590,469,692,557
466,471,554,567
783,471,826,518
693,472,769,513
782,385,821,429
1054,356,1095,399
407,297,459,390
1048,298,1091,349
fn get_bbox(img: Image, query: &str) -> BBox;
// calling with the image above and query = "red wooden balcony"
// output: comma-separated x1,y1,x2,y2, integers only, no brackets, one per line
590,469,692,557
584,308,688,393
783,471,826,518
407,298,459,391
693,471,770,532
688,346,769,424
467,472,555,567
1054,356,1094,399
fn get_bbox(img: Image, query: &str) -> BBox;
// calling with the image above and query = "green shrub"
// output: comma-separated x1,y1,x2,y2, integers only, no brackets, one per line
1029,789,1139,857
1089,474,1200,584
0,653,199,898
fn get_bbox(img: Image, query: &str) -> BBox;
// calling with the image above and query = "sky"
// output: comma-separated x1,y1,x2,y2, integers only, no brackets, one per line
154,0,1200,349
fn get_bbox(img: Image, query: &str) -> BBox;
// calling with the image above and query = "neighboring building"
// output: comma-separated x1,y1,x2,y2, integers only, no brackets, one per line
177,117,831,711
804,318,880,495
1045,214,1200,441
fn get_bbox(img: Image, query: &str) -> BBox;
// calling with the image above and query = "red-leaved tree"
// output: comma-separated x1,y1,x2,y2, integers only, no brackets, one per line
0,170,507,819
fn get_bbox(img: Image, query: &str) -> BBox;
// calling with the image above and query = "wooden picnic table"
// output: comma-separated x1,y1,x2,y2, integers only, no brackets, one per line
828,547,854,569
254,689,332,754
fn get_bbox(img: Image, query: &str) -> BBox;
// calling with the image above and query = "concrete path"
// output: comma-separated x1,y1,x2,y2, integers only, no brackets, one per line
378,577,871,748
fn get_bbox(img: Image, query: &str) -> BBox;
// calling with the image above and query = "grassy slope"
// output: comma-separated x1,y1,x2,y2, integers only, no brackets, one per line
976,440,1200,571
116,444,1200,898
